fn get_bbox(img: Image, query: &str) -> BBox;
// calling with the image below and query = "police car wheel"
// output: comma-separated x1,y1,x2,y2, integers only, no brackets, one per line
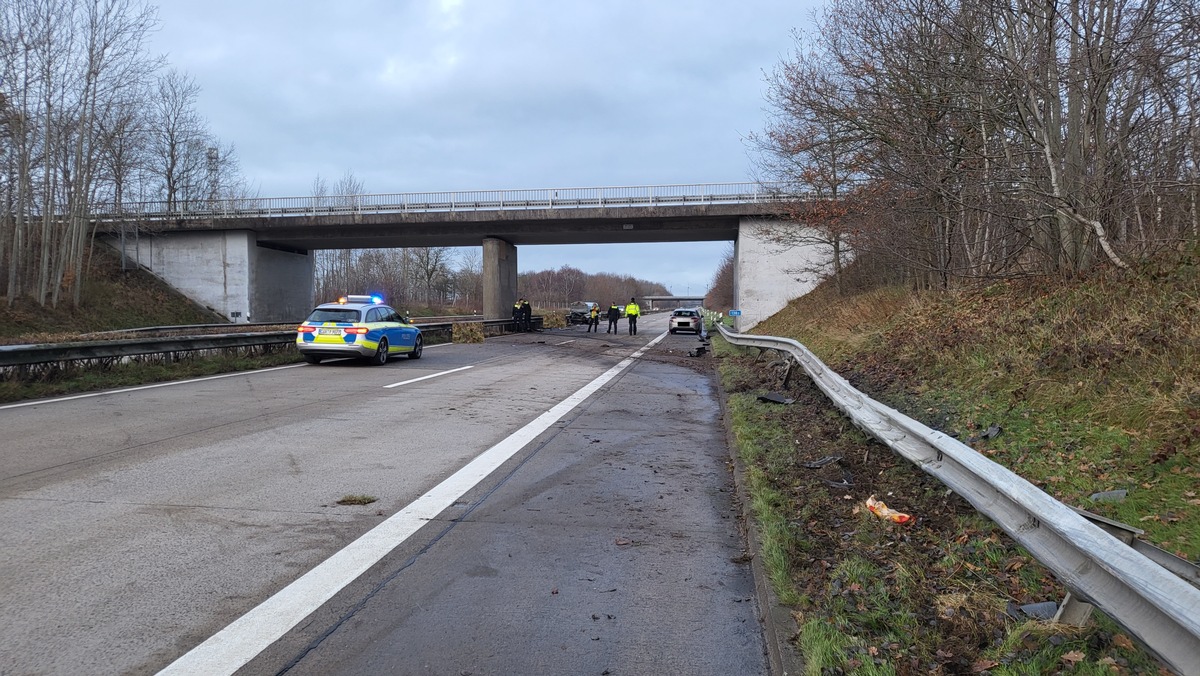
371,338,389,366
407,335,423,359
303,355,321,364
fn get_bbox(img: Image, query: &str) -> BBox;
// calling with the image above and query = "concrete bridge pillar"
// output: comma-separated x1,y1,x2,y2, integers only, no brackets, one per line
482,237,518,319
734,217,825,332
104,231,313,323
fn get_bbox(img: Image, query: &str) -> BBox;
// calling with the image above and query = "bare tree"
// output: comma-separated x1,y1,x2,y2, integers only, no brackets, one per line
451,247,482,310
411,246,451,305
146,68,209,210
704,244,736,311
754,0,1197,287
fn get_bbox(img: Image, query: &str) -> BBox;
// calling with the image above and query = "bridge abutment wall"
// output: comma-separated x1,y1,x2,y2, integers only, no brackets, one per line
103,231,313,323
734,218,825,331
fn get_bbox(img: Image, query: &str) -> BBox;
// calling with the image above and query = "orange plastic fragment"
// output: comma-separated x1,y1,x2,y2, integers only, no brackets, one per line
866,495,913,524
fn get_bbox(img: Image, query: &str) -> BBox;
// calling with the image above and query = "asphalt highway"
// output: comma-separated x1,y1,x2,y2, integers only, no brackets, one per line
0,312,767,675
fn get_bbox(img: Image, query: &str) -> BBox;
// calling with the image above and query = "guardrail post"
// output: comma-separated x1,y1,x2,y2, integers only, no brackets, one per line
1054,508,1146,627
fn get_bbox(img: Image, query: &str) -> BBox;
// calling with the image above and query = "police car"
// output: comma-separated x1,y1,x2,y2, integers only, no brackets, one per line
296,295,423,365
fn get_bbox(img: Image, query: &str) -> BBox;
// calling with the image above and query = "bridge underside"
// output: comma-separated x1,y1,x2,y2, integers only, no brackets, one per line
235,206,744,252
97,203,824,326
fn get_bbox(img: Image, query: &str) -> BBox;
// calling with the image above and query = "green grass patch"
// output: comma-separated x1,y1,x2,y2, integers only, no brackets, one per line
335,494,378,506
714,258,1195,672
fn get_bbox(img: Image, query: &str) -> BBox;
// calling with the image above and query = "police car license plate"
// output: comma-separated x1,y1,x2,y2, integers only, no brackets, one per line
318,328,342,335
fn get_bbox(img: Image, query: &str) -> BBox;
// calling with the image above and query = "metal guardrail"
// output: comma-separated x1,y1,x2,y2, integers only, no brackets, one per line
88,182,797,221
0,332,298,367
0,318,542,369
713,320,1200,675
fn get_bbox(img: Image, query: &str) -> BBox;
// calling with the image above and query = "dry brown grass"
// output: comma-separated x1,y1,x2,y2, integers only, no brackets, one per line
750,254,1200,560
452,322,485,343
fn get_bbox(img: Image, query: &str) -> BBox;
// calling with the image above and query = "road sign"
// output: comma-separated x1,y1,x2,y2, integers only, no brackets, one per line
728,310,742,316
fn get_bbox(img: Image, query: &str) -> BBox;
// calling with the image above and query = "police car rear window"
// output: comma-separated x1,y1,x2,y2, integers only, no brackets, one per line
307,308,361,322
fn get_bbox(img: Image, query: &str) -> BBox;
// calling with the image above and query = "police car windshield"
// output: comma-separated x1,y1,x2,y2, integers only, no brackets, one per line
307,308,361,322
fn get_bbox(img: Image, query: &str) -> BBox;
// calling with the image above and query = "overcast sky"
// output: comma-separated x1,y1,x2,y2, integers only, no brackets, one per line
147,0,819,295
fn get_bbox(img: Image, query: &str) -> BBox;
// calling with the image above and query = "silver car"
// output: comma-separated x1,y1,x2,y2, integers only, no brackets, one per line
668,308,704,334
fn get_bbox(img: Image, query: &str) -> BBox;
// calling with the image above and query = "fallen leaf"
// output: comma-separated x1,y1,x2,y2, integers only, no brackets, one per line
1061,650,1085,665
1112,634,1135,650
615,538,631,546
972,659,999,672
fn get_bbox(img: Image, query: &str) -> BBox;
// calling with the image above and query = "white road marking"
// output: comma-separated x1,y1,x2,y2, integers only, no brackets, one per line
383,365,474,388
0,342,461,411
0,364,307,411
157,332,668,676
554,340,575,345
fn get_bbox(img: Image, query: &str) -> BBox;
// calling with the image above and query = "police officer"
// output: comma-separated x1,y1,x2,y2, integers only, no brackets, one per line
513,298,523,331
606,302,621,334
625,297,641,335
586,303,600,332
520,298,533,331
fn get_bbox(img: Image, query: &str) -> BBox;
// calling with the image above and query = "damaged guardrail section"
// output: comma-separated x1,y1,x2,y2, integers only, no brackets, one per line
715,322,1200,674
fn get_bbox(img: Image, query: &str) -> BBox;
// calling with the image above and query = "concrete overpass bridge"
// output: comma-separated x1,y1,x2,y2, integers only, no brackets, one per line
96,182,826,330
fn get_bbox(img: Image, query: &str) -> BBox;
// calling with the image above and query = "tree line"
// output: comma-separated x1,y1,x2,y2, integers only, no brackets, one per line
751,0,1199,289
0,0,251,308
517,266,669,310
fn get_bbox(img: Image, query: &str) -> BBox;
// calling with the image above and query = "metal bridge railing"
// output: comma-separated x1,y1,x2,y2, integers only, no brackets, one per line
89,182,800,221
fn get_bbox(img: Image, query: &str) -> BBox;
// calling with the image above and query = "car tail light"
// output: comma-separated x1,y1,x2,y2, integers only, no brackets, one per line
343,326,369,334
297,325,316,333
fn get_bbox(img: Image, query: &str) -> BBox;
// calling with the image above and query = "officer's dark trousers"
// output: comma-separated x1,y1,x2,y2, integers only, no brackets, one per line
607,319,618,333
628,316,637,335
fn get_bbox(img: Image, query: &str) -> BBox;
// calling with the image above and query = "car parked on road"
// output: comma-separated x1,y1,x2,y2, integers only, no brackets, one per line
567,301,600,325
296,295,422,365
668,307,705,334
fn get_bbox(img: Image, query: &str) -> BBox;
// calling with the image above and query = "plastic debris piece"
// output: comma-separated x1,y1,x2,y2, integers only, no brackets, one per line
1089,489,1128,503
804,455,843,469
757,392,795,405
865,495,912,524
823,474,854,489
1019,601,1058,620
968,423,1002,443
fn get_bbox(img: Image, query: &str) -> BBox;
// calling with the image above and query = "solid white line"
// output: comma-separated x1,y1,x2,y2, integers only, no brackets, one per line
0,364,307,411
0,343,461,411
383,365,474,388
157,332,667,676
554,340,575,346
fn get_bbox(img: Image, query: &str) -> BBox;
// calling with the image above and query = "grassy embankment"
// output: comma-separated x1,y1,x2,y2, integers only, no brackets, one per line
718,254,1198,674
0,248,301,403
